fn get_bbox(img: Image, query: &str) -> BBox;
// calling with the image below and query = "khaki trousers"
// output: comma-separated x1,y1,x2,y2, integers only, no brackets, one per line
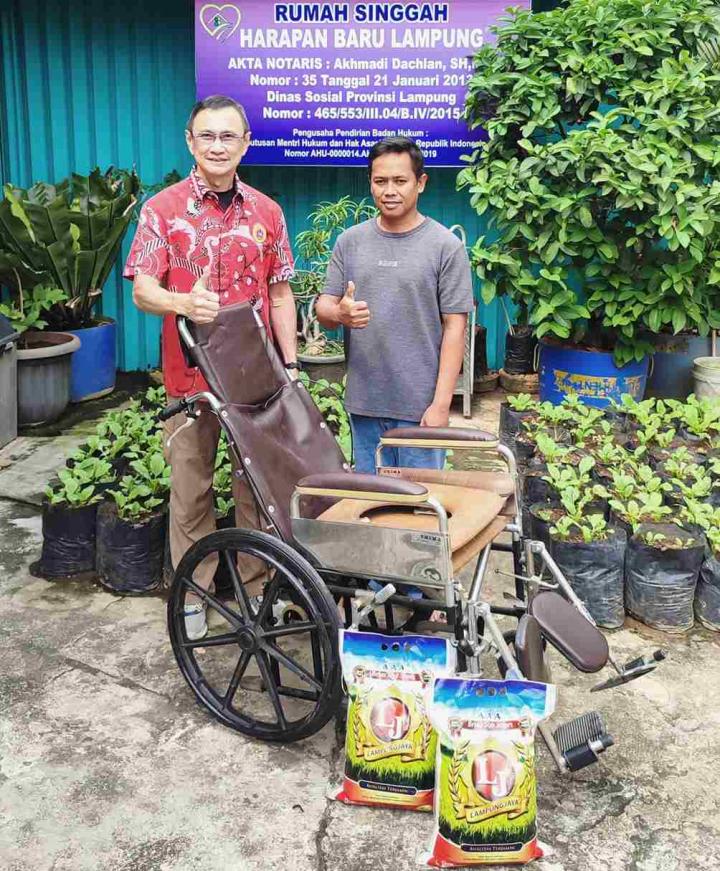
163,408,268,596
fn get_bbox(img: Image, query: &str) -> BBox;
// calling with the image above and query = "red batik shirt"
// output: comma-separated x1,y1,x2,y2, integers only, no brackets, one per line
124,168,294,397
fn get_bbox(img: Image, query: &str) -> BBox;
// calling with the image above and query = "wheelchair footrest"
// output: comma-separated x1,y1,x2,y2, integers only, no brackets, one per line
553,711,614,772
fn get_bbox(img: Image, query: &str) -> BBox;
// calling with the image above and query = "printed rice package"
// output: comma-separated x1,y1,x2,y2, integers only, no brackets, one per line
423,678,556,867
335,630,456,811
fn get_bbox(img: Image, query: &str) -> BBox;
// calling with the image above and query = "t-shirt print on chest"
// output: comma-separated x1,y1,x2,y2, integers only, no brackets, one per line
377,258,399,268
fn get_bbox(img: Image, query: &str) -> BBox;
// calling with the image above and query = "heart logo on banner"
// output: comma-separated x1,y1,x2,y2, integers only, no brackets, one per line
199,4,242,42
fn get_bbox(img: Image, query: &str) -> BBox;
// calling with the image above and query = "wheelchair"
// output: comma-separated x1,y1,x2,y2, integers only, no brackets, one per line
161,302,663,772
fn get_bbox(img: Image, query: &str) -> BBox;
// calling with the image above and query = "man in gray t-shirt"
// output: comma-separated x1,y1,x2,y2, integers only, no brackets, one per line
315,137,474,473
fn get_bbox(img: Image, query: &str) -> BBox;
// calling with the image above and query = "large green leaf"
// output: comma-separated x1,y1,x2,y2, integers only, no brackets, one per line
23,197,72,246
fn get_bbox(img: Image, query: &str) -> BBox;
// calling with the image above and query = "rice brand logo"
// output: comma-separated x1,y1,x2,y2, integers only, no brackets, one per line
472,750,516,801
199,4,242,42
370,697,411,743
378,259,399,268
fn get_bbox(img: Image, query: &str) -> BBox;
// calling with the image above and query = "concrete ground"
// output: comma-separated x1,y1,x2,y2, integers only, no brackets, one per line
1,391,719,871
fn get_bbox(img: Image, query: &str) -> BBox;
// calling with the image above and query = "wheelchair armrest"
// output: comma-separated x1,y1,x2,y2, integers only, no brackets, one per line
296,472,429,503
381,426,499,449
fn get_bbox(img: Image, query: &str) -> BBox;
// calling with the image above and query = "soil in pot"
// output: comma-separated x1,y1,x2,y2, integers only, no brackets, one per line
695,552,720,631
625,523,705,632
550,527,627,629
30,500,98,579
96,501,166,594
531,502,607,552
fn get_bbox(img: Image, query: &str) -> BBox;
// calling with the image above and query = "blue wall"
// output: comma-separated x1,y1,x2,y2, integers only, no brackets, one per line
0,0,507,371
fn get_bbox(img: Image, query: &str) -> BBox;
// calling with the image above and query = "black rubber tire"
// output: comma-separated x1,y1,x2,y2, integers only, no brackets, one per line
168,528,342,742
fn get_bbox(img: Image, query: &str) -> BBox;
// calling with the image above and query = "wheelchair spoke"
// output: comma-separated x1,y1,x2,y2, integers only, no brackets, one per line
222,550,255,620
262,641,323,692
183,632,239,650
255,650,288,729
262,621,317,640
254,574,281,627
223,650,252,709
182,575,243,628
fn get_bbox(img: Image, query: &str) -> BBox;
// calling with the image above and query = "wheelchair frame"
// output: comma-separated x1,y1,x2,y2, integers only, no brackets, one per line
164,317,662,771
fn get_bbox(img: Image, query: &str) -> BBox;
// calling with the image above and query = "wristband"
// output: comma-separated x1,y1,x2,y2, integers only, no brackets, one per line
284,362,300,370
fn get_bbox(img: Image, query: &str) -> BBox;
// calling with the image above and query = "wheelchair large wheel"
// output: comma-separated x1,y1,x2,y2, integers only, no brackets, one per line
168,528,341,742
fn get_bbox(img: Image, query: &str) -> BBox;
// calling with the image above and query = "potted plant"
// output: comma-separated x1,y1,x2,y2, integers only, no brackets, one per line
691,509,720,630
498,392,538,453
459,0,720,407
0,312,20,448
549,512,626,629
293,196,376,383
0,283,82,425
0,167,140,402
32,458,115,579
97,451,169,593
625,523,705,631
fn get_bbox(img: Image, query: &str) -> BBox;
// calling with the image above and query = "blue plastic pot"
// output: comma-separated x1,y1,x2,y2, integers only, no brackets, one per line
67,319,117,402
538,341,649,408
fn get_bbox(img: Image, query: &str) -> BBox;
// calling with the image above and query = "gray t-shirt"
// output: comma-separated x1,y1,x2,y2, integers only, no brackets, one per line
323,217,474,420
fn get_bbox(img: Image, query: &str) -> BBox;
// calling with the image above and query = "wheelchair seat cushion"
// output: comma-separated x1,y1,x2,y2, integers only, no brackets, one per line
529,591,609,673
316,482,507,572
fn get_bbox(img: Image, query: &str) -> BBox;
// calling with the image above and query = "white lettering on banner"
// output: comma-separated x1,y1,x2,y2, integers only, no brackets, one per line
273,3,449,24
238,29,329,49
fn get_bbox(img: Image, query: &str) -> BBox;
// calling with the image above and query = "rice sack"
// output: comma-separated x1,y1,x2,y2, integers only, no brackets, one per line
424,678,556,866
335,631,455,811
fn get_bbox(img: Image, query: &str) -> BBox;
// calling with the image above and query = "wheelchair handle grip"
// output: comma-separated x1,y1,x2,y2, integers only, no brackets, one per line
158,398,188,422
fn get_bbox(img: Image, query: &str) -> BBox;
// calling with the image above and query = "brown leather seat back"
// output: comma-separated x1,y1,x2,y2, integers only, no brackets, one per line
529,591,609,673
180,303,346,541
189,302,288,405
222,382,347,541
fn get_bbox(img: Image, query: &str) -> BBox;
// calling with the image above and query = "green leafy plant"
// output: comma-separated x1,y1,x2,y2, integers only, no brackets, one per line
0,168,140,329
108,451,169,521
45,458,114,507
551,512,610,542
609,491,672,531
460,0,720,365
300,372,351,460
507,393,537,412
0,283,68,336
639,530,689,548
293,196,377,357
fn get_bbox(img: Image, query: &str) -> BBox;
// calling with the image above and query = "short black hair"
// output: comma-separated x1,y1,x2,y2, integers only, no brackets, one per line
368,137,425,178
187,95,250,133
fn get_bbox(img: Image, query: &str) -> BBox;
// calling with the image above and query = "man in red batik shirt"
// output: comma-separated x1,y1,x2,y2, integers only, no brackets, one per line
125,95,297,640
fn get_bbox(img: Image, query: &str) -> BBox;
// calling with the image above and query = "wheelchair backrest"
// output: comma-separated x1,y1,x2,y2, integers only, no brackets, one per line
183,303,347,541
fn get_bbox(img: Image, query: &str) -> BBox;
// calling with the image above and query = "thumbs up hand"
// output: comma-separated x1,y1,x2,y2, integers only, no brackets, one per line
337,281,370,329
185,266,220,324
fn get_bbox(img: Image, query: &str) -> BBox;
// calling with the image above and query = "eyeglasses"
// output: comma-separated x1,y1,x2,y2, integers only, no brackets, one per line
192,131,248,149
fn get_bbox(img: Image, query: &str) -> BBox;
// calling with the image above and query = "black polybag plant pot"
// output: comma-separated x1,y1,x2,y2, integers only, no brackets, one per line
695,554,720,631
504,330,537,375
550,529,627,629
522,468,553,508
528,502,560,552
625,524,705,632
96,501,166,594
498,404,533,449
33,501,98,579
